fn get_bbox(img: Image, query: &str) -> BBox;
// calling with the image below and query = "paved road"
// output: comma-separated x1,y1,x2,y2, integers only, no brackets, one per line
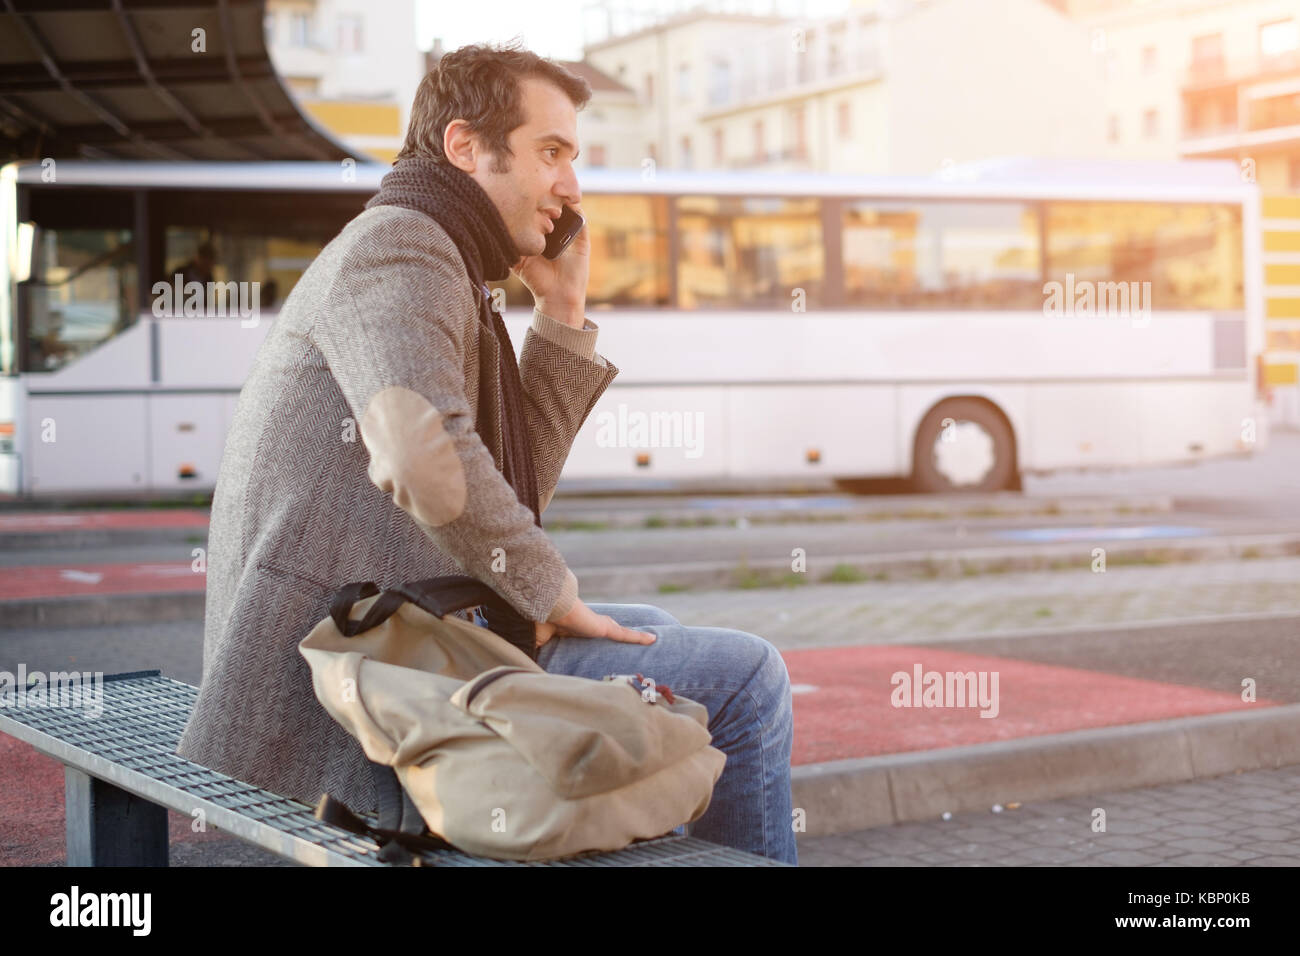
2,508,1295,572
1025,428,1300,523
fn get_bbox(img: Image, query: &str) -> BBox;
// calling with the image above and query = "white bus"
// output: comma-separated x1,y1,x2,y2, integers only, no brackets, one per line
0,157,1267,499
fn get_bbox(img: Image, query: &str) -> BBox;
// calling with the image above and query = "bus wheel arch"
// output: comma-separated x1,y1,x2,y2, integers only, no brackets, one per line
910,396,1021,494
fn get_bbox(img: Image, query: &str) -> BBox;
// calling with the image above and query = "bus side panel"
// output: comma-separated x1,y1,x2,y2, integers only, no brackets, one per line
25,395,149,494
0,377,20,496
563,387,728,478
896,385,1029,478
1136,380,1257,465
1022,383,1142,470
148,394,227,491
157,316,272,388
724,384,897,479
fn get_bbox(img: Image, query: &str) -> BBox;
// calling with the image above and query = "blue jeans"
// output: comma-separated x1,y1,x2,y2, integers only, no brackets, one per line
472,602,798,865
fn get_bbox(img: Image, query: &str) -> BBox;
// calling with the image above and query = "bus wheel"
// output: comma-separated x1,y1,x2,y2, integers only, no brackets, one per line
911,399,1017,494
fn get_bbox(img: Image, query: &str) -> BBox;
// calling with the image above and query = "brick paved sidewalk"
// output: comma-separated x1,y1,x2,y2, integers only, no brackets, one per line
796,763,1300,866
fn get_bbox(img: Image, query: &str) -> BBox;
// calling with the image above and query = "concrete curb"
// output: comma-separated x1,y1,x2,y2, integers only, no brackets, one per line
792,703,1300,837
578,531,1300,594
0,592,206,630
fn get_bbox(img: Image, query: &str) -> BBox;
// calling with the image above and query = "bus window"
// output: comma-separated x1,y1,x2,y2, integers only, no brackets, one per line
21,186,139,373
152,190,363,313
675,195,824,309
488,194,671,310
1045,202,1243,310
841,200,1042,310
162,229,323,311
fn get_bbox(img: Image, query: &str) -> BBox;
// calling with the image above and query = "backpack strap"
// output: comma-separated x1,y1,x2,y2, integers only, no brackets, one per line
315,762,457,866
329,574,539,661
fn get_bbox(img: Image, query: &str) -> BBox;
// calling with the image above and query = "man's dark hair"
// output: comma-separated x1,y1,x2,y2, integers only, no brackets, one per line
397,39,591,173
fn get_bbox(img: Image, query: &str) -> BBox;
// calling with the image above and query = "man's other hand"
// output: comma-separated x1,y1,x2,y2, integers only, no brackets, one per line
534,597,657,648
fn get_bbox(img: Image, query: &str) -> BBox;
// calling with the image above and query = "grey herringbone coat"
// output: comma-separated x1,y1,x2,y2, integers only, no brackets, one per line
175,203,618,812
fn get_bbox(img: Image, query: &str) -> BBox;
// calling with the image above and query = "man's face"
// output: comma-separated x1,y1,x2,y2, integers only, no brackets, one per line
464,76,581,257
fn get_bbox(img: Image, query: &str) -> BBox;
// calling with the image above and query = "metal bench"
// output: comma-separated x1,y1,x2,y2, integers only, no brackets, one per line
0,671,788,867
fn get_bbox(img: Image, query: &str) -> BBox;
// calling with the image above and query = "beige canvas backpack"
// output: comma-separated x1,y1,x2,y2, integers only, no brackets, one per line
298,575,726,863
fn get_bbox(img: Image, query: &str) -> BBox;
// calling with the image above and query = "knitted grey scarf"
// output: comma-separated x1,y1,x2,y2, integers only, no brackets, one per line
364,156,541,529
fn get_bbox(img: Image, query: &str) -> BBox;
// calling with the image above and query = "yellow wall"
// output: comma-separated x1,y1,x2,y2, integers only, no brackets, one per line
1262,193,1300,395
300,100,401,163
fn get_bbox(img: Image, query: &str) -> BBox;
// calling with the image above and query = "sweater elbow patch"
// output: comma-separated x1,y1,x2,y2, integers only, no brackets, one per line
360,385,467,527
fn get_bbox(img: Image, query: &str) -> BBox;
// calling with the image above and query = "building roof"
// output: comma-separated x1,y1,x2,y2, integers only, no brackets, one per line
560,59,634,95
582,8,788,54
0,0,360,161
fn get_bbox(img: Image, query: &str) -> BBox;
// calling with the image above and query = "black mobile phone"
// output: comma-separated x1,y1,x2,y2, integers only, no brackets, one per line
542,204,585,259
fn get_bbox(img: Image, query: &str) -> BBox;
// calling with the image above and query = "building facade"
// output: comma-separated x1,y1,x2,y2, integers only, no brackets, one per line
578,0,1106,176
1049,0,1300,424
265,0,423,164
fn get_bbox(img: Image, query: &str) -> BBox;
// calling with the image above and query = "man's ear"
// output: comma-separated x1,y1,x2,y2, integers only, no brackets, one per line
444,119,477,173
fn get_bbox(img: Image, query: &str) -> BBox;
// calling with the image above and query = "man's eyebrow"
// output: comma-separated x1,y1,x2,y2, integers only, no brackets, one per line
536,133,579,161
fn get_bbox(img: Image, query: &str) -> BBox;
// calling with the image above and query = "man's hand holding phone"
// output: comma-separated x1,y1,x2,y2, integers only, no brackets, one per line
511,201,589,329
535,598,657,649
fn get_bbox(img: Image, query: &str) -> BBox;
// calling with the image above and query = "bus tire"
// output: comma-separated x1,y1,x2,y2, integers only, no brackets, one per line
911,399,1017,494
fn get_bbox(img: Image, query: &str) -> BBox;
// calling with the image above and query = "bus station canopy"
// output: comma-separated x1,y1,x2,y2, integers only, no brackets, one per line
0,0,359,162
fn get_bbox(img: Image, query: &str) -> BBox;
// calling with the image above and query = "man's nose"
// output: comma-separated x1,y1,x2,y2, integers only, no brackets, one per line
556,163,581,205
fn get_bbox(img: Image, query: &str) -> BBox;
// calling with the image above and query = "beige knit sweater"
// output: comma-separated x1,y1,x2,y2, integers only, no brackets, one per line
175,203,618,811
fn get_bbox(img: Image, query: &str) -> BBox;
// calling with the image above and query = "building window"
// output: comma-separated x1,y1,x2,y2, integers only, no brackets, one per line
680,135,692,169
645,74,654,104
1191,32,1224,76
1142,108,1159,138
588,144,606,168
788,105,806,160
739,58,755,100
337,14,363,54
289,11,312,47
676,63,691,99
1260,19,1299,64
709,58,731,106
1104,49,1119,81
765,36,786,92
828,22,846,76
1108,114,1119,143
796,29,815,83
837,100,851,139
646,142,657,164
1247,91,1300,132
752,119,764,162
712,127,725,166
1141,44,1157,73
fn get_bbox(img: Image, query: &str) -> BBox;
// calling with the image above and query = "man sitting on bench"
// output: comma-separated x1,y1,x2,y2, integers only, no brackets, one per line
175,40,796,866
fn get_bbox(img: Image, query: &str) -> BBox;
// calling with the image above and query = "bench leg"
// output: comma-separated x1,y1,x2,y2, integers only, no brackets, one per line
65,768,169,867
